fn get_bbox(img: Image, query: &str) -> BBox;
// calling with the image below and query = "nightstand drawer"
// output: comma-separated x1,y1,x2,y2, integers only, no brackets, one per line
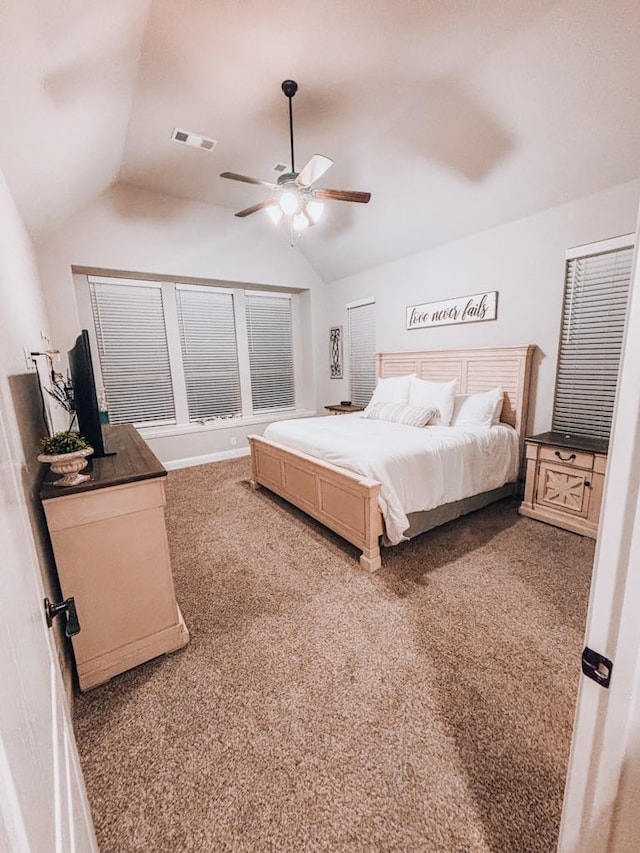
539,445,594,470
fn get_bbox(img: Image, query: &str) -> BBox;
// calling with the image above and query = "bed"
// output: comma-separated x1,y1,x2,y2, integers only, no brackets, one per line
248,345,535,571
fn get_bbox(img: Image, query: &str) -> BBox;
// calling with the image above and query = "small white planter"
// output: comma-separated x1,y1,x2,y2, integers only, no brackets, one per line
38,447,94,487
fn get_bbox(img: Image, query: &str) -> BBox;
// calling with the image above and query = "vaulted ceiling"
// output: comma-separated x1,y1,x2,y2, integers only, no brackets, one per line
2,0,640,282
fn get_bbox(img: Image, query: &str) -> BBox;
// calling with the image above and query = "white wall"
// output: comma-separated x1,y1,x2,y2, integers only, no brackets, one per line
321,180,640,434
36,183,326,464
0,167,73,694
0,174,50,385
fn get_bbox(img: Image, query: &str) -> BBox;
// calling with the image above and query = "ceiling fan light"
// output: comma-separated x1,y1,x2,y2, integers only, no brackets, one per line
306,200,324,223
293,212,309,231
279,191,299,215
266,206,283,225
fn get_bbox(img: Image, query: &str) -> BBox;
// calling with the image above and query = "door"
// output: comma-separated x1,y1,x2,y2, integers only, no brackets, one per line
557,217,640,851
0,388,97,851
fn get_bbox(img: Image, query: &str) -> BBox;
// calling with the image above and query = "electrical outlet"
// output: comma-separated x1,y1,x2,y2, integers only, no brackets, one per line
23,346,36,371
230,436,238,446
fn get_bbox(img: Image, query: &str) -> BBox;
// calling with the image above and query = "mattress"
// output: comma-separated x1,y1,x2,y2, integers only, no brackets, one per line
264,414,519,545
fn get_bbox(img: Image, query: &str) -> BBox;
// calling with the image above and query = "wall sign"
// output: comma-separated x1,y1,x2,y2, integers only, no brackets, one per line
406,291,498,330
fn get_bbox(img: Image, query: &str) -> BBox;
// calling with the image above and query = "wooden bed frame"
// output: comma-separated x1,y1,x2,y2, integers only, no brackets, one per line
248,345,535,572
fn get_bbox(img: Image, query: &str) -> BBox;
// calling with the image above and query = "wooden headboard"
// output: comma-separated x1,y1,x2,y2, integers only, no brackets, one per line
376,345,535,438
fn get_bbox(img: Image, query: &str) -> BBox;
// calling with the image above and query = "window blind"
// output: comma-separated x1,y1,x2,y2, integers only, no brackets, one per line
552,246,633,440
176,287,241,420
89,281,176,424
348,301,376,406
246,293,295,411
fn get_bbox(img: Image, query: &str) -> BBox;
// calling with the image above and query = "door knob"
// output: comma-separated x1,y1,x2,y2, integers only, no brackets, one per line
44,597,81,637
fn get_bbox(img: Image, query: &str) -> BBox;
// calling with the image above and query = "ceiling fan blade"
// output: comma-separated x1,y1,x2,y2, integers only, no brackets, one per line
220,171,278,190
235,199,279,218
313,188,372,204
296,154,334,188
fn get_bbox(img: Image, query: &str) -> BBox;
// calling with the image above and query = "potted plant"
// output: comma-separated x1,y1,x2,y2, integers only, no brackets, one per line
38,431,94,487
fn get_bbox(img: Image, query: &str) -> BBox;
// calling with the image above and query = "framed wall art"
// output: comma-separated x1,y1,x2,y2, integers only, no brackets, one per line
329,326,343,379
407,291,498,330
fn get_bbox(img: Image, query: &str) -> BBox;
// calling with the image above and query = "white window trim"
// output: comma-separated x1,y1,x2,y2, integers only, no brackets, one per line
565,233,634,260
87,275,163,287
162,282,188,423
345,295,375,310
233,290,254,416
140,406,317,440
249,289,293,300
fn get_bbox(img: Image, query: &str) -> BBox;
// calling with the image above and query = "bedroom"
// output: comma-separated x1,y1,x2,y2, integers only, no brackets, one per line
2,1,640,851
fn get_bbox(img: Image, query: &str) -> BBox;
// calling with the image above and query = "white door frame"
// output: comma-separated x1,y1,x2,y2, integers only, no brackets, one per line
558,209,640,851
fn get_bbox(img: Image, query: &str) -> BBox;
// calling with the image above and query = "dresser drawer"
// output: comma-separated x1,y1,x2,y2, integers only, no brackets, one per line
539,445,594,470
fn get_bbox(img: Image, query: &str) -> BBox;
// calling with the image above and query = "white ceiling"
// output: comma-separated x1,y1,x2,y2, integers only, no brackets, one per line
2,0,640,282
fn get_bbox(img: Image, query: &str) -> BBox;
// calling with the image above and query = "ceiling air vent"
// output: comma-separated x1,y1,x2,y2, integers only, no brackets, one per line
171,128,217,151
273,162,288,173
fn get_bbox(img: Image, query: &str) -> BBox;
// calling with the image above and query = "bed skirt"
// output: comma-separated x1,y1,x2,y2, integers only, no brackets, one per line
394,482,518,546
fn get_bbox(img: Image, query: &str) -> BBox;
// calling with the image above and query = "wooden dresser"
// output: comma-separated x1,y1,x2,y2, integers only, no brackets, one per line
519,431,608,538
40,424,189,691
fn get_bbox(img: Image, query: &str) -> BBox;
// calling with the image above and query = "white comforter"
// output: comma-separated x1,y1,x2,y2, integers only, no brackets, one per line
263,414,519,545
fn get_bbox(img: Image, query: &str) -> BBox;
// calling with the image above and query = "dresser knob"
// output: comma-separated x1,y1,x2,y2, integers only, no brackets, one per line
585,480,591,488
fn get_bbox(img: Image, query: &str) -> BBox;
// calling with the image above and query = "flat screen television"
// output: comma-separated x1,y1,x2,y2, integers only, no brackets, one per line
68,330,115,458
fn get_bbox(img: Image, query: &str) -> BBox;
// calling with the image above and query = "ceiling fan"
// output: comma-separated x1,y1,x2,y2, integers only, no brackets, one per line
220,80,371,233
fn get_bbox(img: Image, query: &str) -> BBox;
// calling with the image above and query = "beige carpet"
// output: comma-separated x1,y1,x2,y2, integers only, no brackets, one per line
73,457,594,852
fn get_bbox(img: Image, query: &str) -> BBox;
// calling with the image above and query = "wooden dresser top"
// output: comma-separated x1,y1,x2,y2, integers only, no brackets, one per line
40,424,166,501
525,430,609,455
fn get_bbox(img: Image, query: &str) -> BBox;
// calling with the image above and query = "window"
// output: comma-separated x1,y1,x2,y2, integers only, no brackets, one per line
552,238,634,440
85,277,301,429
347,298,376,406
176,286,241,420
246,293,295,411
89,280,175,424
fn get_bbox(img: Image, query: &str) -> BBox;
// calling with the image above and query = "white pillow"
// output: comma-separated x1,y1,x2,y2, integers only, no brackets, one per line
363,401,437,427
451,387,504,427
368,374,414,406
408,376,457,425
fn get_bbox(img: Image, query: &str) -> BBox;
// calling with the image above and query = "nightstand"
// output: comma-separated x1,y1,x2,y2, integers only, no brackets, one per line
324,403,365,415
519,431,608,538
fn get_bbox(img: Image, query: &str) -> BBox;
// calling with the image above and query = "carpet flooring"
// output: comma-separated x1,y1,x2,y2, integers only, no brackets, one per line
73,457,594,852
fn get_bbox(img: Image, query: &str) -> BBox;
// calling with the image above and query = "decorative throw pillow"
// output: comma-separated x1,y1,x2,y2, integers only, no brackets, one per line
408,376,457,425
363,401,437,427
451,387,504,427
367,373,415,406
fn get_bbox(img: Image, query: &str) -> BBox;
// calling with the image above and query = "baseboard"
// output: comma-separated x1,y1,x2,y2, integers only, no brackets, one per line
164,447,250,470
